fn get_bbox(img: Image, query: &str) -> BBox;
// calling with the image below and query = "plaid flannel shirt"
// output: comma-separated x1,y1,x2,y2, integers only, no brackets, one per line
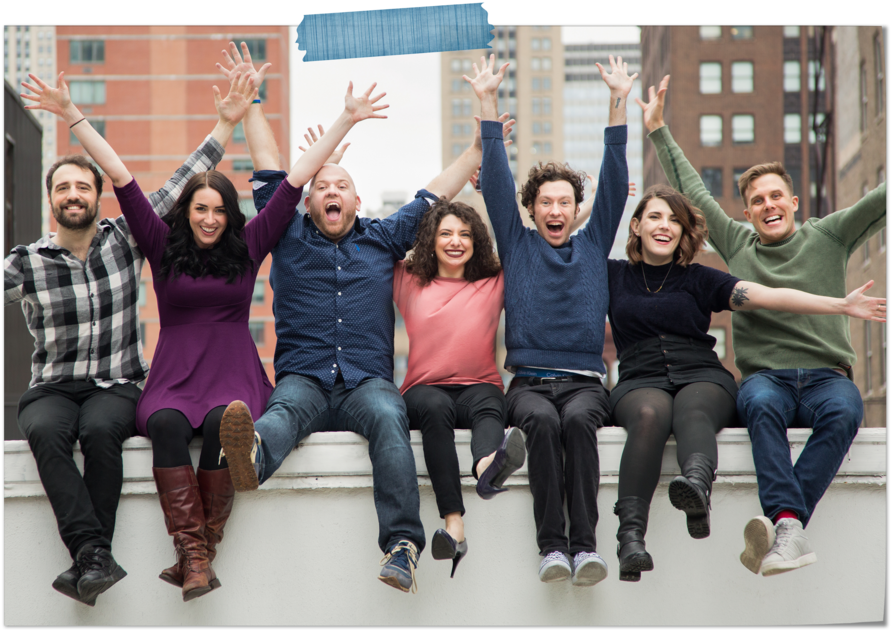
4,135,224,388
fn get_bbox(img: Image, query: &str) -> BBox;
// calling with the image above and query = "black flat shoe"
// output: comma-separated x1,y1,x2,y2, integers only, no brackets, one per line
476,427,526,500
431,528,468,578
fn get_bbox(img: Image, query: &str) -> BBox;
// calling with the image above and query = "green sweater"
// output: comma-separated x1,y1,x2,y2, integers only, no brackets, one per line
650,125,887,380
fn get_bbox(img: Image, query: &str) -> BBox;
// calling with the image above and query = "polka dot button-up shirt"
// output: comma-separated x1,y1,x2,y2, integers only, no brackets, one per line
251,170,436,391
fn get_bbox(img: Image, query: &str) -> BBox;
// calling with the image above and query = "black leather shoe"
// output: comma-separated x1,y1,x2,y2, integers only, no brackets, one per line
53,562,95,606
476,427,526,500
431,528,468,578
76,545,127,603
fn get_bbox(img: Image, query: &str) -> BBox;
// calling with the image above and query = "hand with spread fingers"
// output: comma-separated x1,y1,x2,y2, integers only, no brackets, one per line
20,72,77,123
636,75,670,133
216,40,272,91
212,70,258,128
297,124,351,165
344,81,389,124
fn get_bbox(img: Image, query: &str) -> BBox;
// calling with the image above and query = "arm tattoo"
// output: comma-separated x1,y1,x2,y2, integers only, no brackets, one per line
615,97,621,109
731,285,750,308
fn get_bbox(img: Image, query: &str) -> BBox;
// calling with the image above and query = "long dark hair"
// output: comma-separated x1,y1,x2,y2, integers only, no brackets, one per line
159,171,252,283
404,198,501,286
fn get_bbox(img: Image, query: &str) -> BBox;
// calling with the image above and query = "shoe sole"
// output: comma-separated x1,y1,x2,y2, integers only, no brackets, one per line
668,477,710,539
620,551,654,574
430,531,457,560
740,517,775,574
619,570,641,582
77,566,126,604
53,578,95,607
219,401,259,492
159,572,221,591
539,563,572,583
492,428,527,488
183,584,214,602
762,552,817,577
572,560,608,587
378,574,411,592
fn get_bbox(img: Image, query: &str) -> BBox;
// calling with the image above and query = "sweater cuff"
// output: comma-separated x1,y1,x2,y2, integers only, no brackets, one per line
481,120,504,140
604,125,628,144
647,125,671,143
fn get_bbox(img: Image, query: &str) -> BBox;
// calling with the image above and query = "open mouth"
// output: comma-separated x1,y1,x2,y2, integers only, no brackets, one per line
764,215,782,226
546,221,564,237
325,201,342,223
63,204,85,213
653,234,671,244
443,249,465,259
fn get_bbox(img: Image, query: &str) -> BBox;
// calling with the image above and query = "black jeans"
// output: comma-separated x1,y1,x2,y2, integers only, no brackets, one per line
17,381,139,558
506,379,609,556
404,383,507,518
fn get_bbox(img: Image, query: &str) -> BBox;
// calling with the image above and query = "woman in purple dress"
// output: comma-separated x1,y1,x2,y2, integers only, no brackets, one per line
27,69,388,601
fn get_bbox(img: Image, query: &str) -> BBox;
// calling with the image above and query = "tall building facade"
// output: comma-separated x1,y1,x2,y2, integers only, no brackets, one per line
640,25,836,380
835,26,887,427
54,26,291,383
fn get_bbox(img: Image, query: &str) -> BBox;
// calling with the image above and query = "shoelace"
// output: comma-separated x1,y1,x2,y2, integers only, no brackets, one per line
76,551,106,573
543,550,568,565
380,541,419,594
772,524,795,553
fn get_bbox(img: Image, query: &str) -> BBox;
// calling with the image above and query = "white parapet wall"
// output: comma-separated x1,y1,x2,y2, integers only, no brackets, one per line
4,428,886,626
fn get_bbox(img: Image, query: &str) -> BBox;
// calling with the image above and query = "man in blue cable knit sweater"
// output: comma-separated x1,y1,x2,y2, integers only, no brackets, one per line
469,54,634,586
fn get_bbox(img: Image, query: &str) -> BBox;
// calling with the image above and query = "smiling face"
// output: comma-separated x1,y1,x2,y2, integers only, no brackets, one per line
631,197,683,265
305,164,360,242
187,187,228,249
531,180,580,247
48,164,100,231
434,213,474,279
743,173,799,244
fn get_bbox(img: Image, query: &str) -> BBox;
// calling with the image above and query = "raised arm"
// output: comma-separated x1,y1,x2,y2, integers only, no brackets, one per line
297,124,351,165
816,182,887,252
729,279,886,321
596,54,637,126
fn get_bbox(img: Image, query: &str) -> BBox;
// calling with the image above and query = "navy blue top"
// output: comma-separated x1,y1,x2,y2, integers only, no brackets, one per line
251,170,435,390
606,259,740,358
479,120,628,374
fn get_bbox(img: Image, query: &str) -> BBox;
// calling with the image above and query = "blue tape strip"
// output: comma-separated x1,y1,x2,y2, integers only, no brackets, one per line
296,3,493,62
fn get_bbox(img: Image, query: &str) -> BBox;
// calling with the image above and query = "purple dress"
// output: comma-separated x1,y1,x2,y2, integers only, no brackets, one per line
113,178,303,436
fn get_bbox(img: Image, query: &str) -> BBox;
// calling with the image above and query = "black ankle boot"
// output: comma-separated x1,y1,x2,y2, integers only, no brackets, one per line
668,453,717,539
614,497,654,582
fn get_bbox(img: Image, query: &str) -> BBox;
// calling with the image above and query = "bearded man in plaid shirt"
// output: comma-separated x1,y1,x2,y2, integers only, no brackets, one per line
4,83,248,605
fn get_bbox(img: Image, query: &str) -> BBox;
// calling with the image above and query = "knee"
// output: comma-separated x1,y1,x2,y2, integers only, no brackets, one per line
517,408,561,439
23,418,71,454
562,408,600,439
737,378,788,426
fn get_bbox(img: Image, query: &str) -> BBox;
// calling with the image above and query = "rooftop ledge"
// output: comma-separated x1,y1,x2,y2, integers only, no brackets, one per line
5,427,886,498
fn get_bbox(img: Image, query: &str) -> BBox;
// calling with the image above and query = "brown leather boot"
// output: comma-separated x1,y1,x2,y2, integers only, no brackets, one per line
152,466,217,601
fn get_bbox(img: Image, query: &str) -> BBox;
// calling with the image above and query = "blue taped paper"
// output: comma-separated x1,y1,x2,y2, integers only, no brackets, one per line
296,3,493,62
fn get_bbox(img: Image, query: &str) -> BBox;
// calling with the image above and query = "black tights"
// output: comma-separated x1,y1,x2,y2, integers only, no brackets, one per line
613,383,735,501
146,406,228,470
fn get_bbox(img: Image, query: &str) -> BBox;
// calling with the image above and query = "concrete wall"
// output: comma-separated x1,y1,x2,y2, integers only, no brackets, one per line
4,428,886,626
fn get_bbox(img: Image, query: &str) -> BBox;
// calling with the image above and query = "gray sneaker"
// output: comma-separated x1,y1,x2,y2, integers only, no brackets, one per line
539,551,572,583
219,401,262,491
740,515,776,574
571,551,608,587
761,518,817,576
379,540,419,593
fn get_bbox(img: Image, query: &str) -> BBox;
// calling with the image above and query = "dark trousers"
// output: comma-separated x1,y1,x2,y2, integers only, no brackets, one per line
506,379,609,556
404,383,507,518
17,381,139,559
146,406,228,470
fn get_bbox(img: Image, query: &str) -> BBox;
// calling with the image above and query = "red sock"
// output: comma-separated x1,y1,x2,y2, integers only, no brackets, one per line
773,510,798,524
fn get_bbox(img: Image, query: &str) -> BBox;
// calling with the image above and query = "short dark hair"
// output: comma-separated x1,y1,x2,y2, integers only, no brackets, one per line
519,161,586,219
626,185,708,267
45,155,103,197
737,162,794,206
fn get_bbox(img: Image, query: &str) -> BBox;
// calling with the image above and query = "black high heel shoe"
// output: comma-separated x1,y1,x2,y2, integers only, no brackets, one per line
476,427,526,500
431,529,468,578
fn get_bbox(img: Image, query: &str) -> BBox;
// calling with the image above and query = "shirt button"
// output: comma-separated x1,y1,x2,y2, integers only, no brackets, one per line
90,293,94,298
338,319,342,323
92,321,96,326
663,350,667,354
331,370,335,374
338,292,341,296
338,347,342,351
338,266,341,270
333,363,337,367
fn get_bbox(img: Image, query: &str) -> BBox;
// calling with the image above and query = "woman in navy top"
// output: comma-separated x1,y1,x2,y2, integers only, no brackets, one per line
607,185,884,582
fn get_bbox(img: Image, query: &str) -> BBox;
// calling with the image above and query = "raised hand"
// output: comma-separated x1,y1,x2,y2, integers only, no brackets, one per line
844,280,887,322
344,82,388,124
216,41,272,90
471,112,514,151
213,70,257,127
20,72,76,121
596,54,638,99
463,54,509,100
636,75,670,133
297,124,350,164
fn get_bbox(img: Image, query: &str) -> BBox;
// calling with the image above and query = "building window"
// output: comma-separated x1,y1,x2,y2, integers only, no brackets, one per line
731,61,754,92
69,40,104,63
232,159,253,171
808,112,826,143
233,122,245,143
68,81,105,105
451,99,461,117
240,39,266,61
733,168,747,198
731,26,754,40
543,121,552,134
542,57,552,71
531,57,541,71
784,114,801,144
700,26,721,40
532,77,540,91
783,61,801,92
808,60,826,92
70,120,105,145
699,62,722,94
532,98,541,115
783,26,800,38
701,168,723,197
138,283,147,307
462,99,472,117
532,121,541,134
462,59,472,72
252,281,265,304
864,321,873,394
450,58,461,72
860,60,868,132
531,38,540,51
451,79,461,93
875,33,885,115
700,115,723,146
732,114,755,144
542,37,551,51
543,77,551,91
532,141,541,154
543,141,552,154
542,97,552,115
249,321,265,346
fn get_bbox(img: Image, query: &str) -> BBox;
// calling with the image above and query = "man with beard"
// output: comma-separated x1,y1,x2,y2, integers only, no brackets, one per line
5,71,251,605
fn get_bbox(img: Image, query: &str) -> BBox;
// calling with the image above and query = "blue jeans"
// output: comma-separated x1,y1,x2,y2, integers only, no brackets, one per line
254,373,425,553
737,369,862,528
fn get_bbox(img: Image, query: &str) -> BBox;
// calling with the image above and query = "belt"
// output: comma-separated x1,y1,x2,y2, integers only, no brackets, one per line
513,375,601,386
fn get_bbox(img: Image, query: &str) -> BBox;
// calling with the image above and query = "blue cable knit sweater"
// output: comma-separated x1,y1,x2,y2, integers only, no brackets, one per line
480,120,628,375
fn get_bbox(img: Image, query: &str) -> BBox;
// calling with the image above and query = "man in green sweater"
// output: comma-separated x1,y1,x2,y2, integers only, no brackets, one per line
638,76,886,577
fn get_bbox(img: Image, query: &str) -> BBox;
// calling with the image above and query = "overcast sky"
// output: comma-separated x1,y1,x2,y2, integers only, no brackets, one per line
287,25,641,213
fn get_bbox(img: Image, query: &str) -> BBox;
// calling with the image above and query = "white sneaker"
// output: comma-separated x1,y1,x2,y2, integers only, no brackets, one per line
740,515,776,574
760,518,817,576
571,551,608,587
538,551,572,583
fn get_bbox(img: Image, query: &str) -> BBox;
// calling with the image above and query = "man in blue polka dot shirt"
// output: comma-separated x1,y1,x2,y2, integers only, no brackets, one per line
217,51,494,594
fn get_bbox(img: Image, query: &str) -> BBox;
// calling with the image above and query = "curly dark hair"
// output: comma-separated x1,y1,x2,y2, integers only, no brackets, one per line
626,185,709,266
159,171,253,284
518,161,586,219
404,198,501,286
